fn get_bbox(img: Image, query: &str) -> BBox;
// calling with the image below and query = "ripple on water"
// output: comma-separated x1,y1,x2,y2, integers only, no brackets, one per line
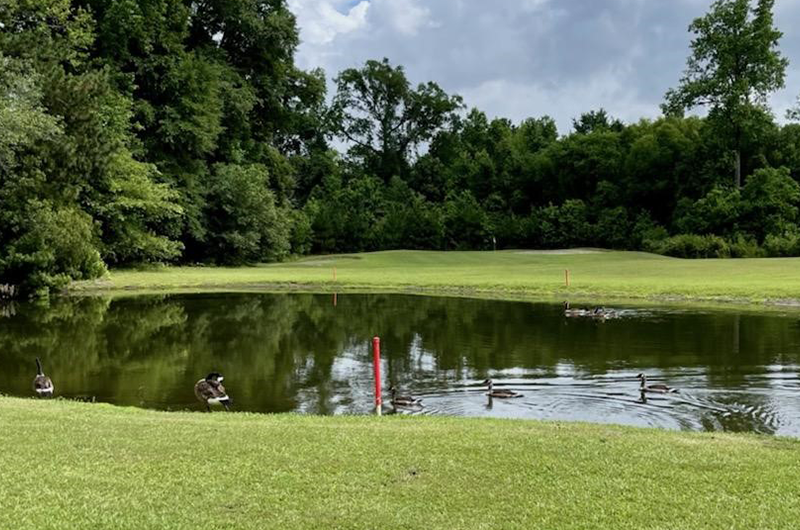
4,294,800,436
392,372,795,435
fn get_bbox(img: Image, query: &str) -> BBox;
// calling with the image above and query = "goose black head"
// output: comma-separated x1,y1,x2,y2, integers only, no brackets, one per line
205,372,224,382
635,373,645,380
482,379,493,385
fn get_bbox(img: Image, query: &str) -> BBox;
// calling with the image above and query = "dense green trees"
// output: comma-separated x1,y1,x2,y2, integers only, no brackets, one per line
204,163,291,263
663,0,787,187
0,0,320,295
329,58,463,183
3,0,800,298
307,0,800,258
0,0,174,294
79,0,323,259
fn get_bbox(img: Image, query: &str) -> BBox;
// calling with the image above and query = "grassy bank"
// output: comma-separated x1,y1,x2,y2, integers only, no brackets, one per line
1,397,798,529
72,249,800,306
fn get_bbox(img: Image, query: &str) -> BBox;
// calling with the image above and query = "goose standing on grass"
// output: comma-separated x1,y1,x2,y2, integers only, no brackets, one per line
388,385,423,408
194,372,232,412
32,358,54,398
483,379,523,398
637,373,677,394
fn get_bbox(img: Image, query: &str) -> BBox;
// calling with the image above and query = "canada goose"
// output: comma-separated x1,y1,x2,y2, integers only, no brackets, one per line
592,307,619,319
194,372,232,412
637,373,677,394
483,379,523,398
388,385,422,408
32,358,54,397
563,301,590,317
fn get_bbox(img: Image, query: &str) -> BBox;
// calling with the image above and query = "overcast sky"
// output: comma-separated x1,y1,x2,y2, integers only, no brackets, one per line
287,0,800,135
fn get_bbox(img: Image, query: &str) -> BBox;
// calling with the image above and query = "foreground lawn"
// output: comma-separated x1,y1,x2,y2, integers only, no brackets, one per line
73,249,800,305
1,397,799,529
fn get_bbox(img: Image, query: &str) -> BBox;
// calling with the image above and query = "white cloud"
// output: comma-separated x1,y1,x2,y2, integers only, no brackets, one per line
460,70,656,135
290,0,370,68
290,0,800,133
369,0,435,36
520,0,551,12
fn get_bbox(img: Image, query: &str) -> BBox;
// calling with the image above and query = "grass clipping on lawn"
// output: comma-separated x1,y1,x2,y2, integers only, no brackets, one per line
1,397,799,529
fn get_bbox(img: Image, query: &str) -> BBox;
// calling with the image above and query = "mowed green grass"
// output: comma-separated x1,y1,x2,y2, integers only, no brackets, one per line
74,249,800,304
1,397,798,530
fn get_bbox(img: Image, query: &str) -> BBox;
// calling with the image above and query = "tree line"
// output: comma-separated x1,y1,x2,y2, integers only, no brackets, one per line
2,0,800,297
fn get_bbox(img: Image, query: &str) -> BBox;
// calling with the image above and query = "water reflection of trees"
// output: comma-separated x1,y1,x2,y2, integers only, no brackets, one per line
1,294,799,417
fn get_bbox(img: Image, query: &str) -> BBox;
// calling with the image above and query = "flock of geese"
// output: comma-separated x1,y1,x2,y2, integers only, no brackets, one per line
33,369,533,411
30,361,236,411
563,301,619,319
388,375,677,410
29,317,678,410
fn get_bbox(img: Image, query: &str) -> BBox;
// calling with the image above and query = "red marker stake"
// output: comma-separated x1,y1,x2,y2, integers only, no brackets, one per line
373,336,382,415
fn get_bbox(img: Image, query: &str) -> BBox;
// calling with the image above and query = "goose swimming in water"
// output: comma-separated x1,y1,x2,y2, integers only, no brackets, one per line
483,379,523,398
194,372,232,412
563,301,591,317
388,385,423,408
32,358,54,398
637,373,677,394
592,307,619,319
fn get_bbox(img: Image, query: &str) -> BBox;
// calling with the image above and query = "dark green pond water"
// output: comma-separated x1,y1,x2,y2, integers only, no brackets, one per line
2,293,800,435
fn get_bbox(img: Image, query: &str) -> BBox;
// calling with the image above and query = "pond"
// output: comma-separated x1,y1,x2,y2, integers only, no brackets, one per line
1,293,800,436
